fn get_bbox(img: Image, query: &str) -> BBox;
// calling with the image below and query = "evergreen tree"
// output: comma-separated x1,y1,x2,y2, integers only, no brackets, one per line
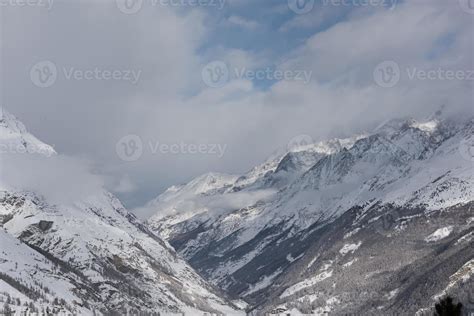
434,296,463,316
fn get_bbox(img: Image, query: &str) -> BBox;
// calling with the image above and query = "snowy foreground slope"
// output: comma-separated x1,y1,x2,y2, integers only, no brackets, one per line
147,112,474,314
0,110,242,315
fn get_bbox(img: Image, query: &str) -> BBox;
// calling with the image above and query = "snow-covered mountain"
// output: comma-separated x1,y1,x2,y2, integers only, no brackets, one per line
0,108,56,157
0,109,243,315
2,108,472,315
146,111,474,314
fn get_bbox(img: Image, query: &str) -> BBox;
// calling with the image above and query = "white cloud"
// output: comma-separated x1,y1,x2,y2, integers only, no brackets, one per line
282,1,471,84
227,15,260,30
112,175,138,194
0,154,105,206
3,0,472,209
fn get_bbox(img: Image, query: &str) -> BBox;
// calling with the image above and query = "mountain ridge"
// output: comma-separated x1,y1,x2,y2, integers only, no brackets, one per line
146,112,473,314
0,109,243,315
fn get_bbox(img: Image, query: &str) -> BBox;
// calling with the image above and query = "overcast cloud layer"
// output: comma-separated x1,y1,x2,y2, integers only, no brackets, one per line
1,0,473,209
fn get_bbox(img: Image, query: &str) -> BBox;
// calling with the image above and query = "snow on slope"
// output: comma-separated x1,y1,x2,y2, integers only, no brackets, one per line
146,113,474,303
1,189,242,314
0,110,242,315
0,108,56,157
146,134,364,241
280,270,333,299
278,117,473,225
143,172,239,222
0,228,90,314
150,115,473,240
425,226,454,242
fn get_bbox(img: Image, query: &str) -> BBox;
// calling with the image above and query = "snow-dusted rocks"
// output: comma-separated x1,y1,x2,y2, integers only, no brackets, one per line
146,112,473,314
0,108,56,157
338,242,362,255
425,226,454,242
0,111,242,315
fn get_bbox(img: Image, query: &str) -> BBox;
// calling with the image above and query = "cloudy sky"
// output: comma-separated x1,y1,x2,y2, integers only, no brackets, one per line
2,0,473,209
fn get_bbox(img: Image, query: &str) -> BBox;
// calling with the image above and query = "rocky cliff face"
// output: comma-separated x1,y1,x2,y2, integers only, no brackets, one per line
147,113,473,314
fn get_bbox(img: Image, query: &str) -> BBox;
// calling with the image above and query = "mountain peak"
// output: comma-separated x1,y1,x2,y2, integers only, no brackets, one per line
0,107,28,134
0,108,56,157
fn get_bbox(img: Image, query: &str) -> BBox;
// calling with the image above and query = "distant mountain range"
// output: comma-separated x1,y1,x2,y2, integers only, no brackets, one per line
0,108,472,315
146,110,474,314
